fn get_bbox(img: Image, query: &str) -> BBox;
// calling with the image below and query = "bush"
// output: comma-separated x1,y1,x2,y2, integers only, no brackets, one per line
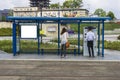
0,40,12,53
51,38,83,46
104,41,120,51
0,40,58,53
70,22,120,33
0,28,12,36
117,35,120,40
0,40,120,53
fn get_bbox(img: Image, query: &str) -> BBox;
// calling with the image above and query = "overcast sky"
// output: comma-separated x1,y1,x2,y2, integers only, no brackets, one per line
0,0,120,19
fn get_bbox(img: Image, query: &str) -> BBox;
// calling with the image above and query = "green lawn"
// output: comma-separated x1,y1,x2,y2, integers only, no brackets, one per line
0,40,120,53
70,22,120,33
104,41,120,51
0,22,120,36
0,40,58,53
0,28,12,36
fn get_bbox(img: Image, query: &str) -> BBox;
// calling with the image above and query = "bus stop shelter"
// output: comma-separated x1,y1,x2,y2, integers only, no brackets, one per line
7,17,111,57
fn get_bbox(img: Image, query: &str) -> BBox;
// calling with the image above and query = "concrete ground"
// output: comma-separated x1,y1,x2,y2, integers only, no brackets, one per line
0,49,120,60
0,35,120,60
0,60,120,80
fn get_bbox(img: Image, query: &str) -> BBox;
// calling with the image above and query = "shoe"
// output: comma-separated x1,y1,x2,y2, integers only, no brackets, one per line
89,55,91,57
61,55,64,58
64,55,66,58
92,56,95,58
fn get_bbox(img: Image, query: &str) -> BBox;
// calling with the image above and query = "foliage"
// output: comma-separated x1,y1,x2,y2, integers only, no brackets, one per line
1,40,120,53
2,16,6,21
94,8,106,17
51,39,120,51
107,11,116,20
51,38,83,46
117,35,120,40
94,9,116,20
0,40,12,53
50,3,59,8
104,41,120,51
69,22,120,33
70,23,97,33
63,0,72,8
104,22,120,30
0,40,58,53
0,22,120,36
1,10,13,21
0,28,12,36
63,0,83,8
72,0,83,8
8,10,13,16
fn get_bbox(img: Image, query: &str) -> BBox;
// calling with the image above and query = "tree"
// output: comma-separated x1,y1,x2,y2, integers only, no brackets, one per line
63,0,72,8
2,15,6,21
8,10,13,16
107,11,115,20
73,0,83,8
94,8,106,17
63,0,83,8
50,3,59,8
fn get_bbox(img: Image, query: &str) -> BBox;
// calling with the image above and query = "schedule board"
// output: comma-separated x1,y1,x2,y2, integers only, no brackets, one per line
21,25,37,38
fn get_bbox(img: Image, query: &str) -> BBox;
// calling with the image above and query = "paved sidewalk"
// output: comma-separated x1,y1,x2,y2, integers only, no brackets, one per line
0,49,120,60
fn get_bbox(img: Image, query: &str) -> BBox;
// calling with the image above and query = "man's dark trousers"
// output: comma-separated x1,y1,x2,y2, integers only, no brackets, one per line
87,41,94,57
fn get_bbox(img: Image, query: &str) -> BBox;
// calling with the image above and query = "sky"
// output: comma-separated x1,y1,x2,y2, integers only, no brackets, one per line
0,0,120,19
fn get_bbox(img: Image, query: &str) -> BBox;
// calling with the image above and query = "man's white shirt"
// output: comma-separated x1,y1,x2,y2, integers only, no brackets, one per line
86,31,95,41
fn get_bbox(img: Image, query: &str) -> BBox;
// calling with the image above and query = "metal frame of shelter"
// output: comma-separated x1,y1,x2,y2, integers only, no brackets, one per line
7,17,111,57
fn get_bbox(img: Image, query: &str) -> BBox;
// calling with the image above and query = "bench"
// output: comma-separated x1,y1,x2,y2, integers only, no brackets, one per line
40,48,77,55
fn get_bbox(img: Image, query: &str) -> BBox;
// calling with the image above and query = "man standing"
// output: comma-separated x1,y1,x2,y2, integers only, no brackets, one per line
86,27,96,57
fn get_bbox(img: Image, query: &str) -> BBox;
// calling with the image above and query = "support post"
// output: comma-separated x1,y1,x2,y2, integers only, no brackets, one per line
37,21,40,55
58,20,60,55
98,21,100,56
13,21,17,56
40,22,43,43
74,49,76,56
102,20,104,57
78,21,80,55
17,23,20,54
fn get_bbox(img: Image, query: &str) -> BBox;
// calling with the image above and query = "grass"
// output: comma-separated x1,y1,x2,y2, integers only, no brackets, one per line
0,40,82,53
0,40,12,53
0,28,12,36
104,22,120,30
51,38,83,46
70,23,97,34
104,41,120,51
0,39,120,53
0,40,58,53
0,22,120,36
70,22,120,33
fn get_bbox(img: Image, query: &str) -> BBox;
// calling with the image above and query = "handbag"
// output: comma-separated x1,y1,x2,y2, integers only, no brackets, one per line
66,42,70,48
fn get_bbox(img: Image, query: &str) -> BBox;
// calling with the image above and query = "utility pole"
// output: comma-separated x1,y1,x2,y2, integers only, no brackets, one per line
58,1,60,17
39,1,43,17
39,1,43,43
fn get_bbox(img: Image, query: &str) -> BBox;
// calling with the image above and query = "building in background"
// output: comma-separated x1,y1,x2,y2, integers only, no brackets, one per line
13,0,89,37
29,0,50,8
13,7,89,37
13,7,89,17
14,7,38,17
